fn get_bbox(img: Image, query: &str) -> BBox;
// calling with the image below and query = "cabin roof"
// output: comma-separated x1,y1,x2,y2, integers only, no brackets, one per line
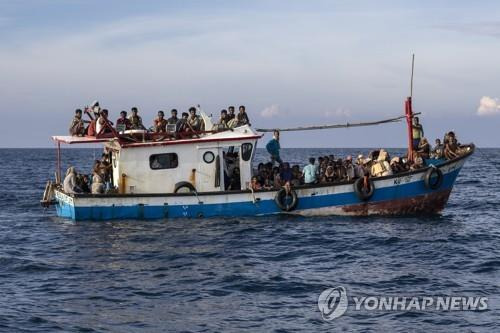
52,125,262,147
52,136,115,144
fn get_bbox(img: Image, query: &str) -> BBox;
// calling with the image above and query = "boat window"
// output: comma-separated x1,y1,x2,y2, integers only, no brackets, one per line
149,153,178,170
203,151,215,164
241,143,253,161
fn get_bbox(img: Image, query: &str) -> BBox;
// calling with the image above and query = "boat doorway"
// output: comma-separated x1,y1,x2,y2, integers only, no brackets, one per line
222,146,242,190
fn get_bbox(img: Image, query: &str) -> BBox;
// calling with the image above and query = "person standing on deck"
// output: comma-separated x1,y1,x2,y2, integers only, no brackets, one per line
302,158,318,184
266,130,282,165
412,117,424,149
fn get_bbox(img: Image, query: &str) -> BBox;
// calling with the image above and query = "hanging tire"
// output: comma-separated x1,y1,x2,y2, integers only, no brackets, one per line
424,166,443,190
275,188,299,211
354,177,375,201
174,181,196,193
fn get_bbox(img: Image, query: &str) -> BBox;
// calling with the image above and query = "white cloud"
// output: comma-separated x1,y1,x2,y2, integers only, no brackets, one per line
324,108,351,118
260,104,280,118
477,96,500,116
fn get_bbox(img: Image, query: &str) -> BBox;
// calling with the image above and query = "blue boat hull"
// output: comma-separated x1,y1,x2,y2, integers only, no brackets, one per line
54,154,470,221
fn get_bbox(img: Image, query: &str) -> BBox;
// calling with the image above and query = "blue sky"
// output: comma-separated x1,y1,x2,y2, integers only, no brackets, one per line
1,0,499,147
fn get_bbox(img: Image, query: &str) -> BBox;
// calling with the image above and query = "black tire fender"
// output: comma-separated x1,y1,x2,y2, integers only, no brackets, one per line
275,188,299,211
174,181,196,193
354,177,375,201
424,166,443,190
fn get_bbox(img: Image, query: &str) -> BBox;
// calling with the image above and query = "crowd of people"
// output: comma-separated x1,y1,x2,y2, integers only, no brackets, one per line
63,152,113,195
248,127,468,191
69,101,251,137
64,108,469,195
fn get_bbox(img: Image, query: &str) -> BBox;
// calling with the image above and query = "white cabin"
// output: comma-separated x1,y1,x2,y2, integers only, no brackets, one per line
101,125,261,194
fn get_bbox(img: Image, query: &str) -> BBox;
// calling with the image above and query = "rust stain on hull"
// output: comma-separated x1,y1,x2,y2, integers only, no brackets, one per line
342,189,452,216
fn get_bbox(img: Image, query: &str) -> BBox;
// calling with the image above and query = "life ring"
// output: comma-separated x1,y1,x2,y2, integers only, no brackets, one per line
275,188,298,211
354,177,375,201
424,166,443,190
174,181,196,193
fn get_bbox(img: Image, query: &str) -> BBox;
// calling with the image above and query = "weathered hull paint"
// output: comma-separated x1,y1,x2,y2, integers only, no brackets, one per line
54,154,470,221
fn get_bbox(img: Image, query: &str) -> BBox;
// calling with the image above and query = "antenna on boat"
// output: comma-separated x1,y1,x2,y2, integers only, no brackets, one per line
410,53,415,99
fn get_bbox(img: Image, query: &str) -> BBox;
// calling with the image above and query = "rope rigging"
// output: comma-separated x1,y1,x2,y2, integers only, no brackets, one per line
256,112,421,133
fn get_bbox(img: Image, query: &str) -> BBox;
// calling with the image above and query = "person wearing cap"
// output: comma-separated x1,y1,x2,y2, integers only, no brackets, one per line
69,109,87,136
167,109,178,125
153,110,168,133
116,111,131,131
128,107,145,130
266,130,282,165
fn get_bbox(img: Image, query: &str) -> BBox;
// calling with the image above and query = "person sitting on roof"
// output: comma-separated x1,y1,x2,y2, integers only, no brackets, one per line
187,107,204,131
69,109,87,136
412,117,424,149
167,109,178,125
227,106,236,121
153,110,168,133
266,130,282,165
176,112,190,133
90,101,101,118
129,107,145,130
63,167,82,194
116,110,131,132
213,109,229,131
235,105,250,127
431,138,444,159
96,109,113,135
416,137,431,159
302,157,318,184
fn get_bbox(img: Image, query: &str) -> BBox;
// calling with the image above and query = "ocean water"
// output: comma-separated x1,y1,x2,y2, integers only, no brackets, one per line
0,148,499,332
